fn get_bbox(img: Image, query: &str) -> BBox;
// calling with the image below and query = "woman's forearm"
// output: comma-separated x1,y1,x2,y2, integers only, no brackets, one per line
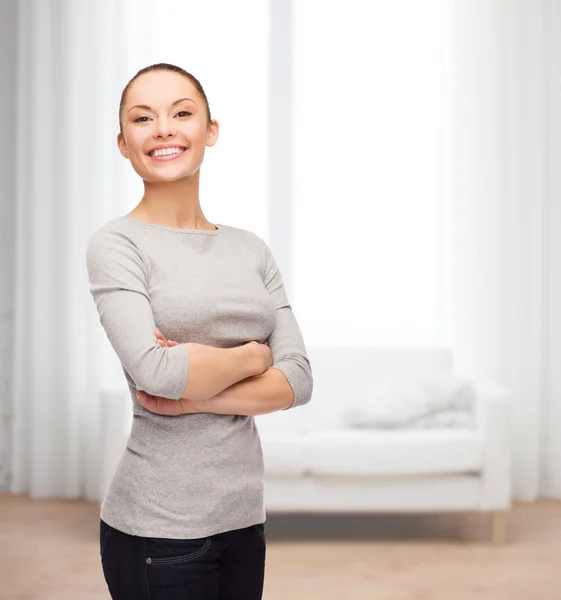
180,343,257,402
188,367,294,416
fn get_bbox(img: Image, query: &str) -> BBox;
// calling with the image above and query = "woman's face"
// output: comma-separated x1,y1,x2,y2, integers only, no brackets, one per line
117,70,218,183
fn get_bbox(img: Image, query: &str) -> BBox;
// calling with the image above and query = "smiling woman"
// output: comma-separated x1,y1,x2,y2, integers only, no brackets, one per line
85,62,313,600
115,66,219,223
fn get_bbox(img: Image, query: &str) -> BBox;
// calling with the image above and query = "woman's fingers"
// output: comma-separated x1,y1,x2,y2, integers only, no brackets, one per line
155,328,170,343
136,390,183,416
156,338,179,347
155,329,179,347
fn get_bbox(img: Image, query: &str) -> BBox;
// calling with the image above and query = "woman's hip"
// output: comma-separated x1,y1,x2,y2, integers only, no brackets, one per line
99,518,266,600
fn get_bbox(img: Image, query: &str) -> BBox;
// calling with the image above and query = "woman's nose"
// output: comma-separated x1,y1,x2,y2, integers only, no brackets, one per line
155,117,176,138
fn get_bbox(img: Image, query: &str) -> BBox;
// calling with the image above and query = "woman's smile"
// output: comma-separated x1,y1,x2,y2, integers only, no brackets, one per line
148,147,188,162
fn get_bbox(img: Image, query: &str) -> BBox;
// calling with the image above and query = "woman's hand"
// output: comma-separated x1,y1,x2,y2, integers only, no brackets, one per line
135,328,196,416
245,340,273,374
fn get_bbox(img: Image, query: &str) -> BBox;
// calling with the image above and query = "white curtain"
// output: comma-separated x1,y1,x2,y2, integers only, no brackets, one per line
7,0,152,500
438,0,561,501
0,0,18,492
3,0,560,503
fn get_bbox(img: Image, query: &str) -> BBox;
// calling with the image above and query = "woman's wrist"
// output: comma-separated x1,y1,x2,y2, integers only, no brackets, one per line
233,343,261,380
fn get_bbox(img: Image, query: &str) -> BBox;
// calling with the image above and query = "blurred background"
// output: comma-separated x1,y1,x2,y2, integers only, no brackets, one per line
1,0,561,598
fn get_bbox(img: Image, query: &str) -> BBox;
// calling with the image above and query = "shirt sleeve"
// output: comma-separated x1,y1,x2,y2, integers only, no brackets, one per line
86,226,190,400
261,239,313,410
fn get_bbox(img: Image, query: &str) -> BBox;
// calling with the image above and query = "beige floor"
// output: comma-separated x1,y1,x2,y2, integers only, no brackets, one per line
0,494,559,600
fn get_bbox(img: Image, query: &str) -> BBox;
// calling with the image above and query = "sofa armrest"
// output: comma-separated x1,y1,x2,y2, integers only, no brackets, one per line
472,382,511,509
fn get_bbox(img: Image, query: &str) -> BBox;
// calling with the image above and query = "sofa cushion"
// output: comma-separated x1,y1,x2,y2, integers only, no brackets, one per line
339,374,476,429
303,346,455,433
306,429,484,477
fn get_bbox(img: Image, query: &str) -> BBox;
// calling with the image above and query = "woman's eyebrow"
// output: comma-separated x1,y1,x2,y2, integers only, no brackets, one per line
128,97,196,112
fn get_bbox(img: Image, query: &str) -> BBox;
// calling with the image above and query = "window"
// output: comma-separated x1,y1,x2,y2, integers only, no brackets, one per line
293,0,446,346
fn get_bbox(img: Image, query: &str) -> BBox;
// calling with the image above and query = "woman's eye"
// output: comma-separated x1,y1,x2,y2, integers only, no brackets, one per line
133,111,191,123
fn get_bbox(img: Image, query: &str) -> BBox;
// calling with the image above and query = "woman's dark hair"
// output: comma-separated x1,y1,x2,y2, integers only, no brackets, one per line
118,63,212,134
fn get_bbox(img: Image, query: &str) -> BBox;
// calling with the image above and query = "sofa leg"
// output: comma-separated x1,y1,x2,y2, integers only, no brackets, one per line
491,510,508,545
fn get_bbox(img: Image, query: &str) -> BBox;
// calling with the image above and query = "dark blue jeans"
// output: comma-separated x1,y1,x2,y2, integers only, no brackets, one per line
100,518,266,599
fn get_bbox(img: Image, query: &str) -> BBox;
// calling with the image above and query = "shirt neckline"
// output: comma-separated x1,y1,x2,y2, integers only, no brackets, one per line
119,215,223,235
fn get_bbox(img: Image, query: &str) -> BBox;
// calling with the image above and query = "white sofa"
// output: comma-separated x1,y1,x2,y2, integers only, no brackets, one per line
99,346,511,543
255,346,512,544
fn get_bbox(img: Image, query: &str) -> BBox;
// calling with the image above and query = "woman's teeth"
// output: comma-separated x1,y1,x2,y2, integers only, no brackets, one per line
150,147,186,157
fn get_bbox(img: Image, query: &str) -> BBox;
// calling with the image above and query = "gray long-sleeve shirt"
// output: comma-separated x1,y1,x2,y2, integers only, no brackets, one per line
86,215,313,538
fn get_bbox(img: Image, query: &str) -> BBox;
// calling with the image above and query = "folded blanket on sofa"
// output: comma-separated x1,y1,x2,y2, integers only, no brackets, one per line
339,374,476,429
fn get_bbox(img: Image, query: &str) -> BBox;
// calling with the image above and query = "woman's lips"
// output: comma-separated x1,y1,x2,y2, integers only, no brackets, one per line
148,149,188,162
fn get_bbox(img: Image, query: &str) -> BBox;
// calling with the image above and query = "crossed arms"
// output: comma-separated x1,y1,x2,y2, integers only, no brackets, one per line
86,226,313,418
137,334,295,416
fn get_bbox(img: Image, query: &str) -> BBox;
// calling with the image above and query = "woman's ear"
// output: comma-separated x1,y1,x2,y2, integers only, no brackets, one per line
206,119,219,147
117,132,129,158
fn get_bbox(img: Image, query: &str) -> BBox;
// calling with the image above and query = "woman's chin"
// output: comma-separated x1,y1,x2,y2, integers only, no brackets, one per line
142,170,197,184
